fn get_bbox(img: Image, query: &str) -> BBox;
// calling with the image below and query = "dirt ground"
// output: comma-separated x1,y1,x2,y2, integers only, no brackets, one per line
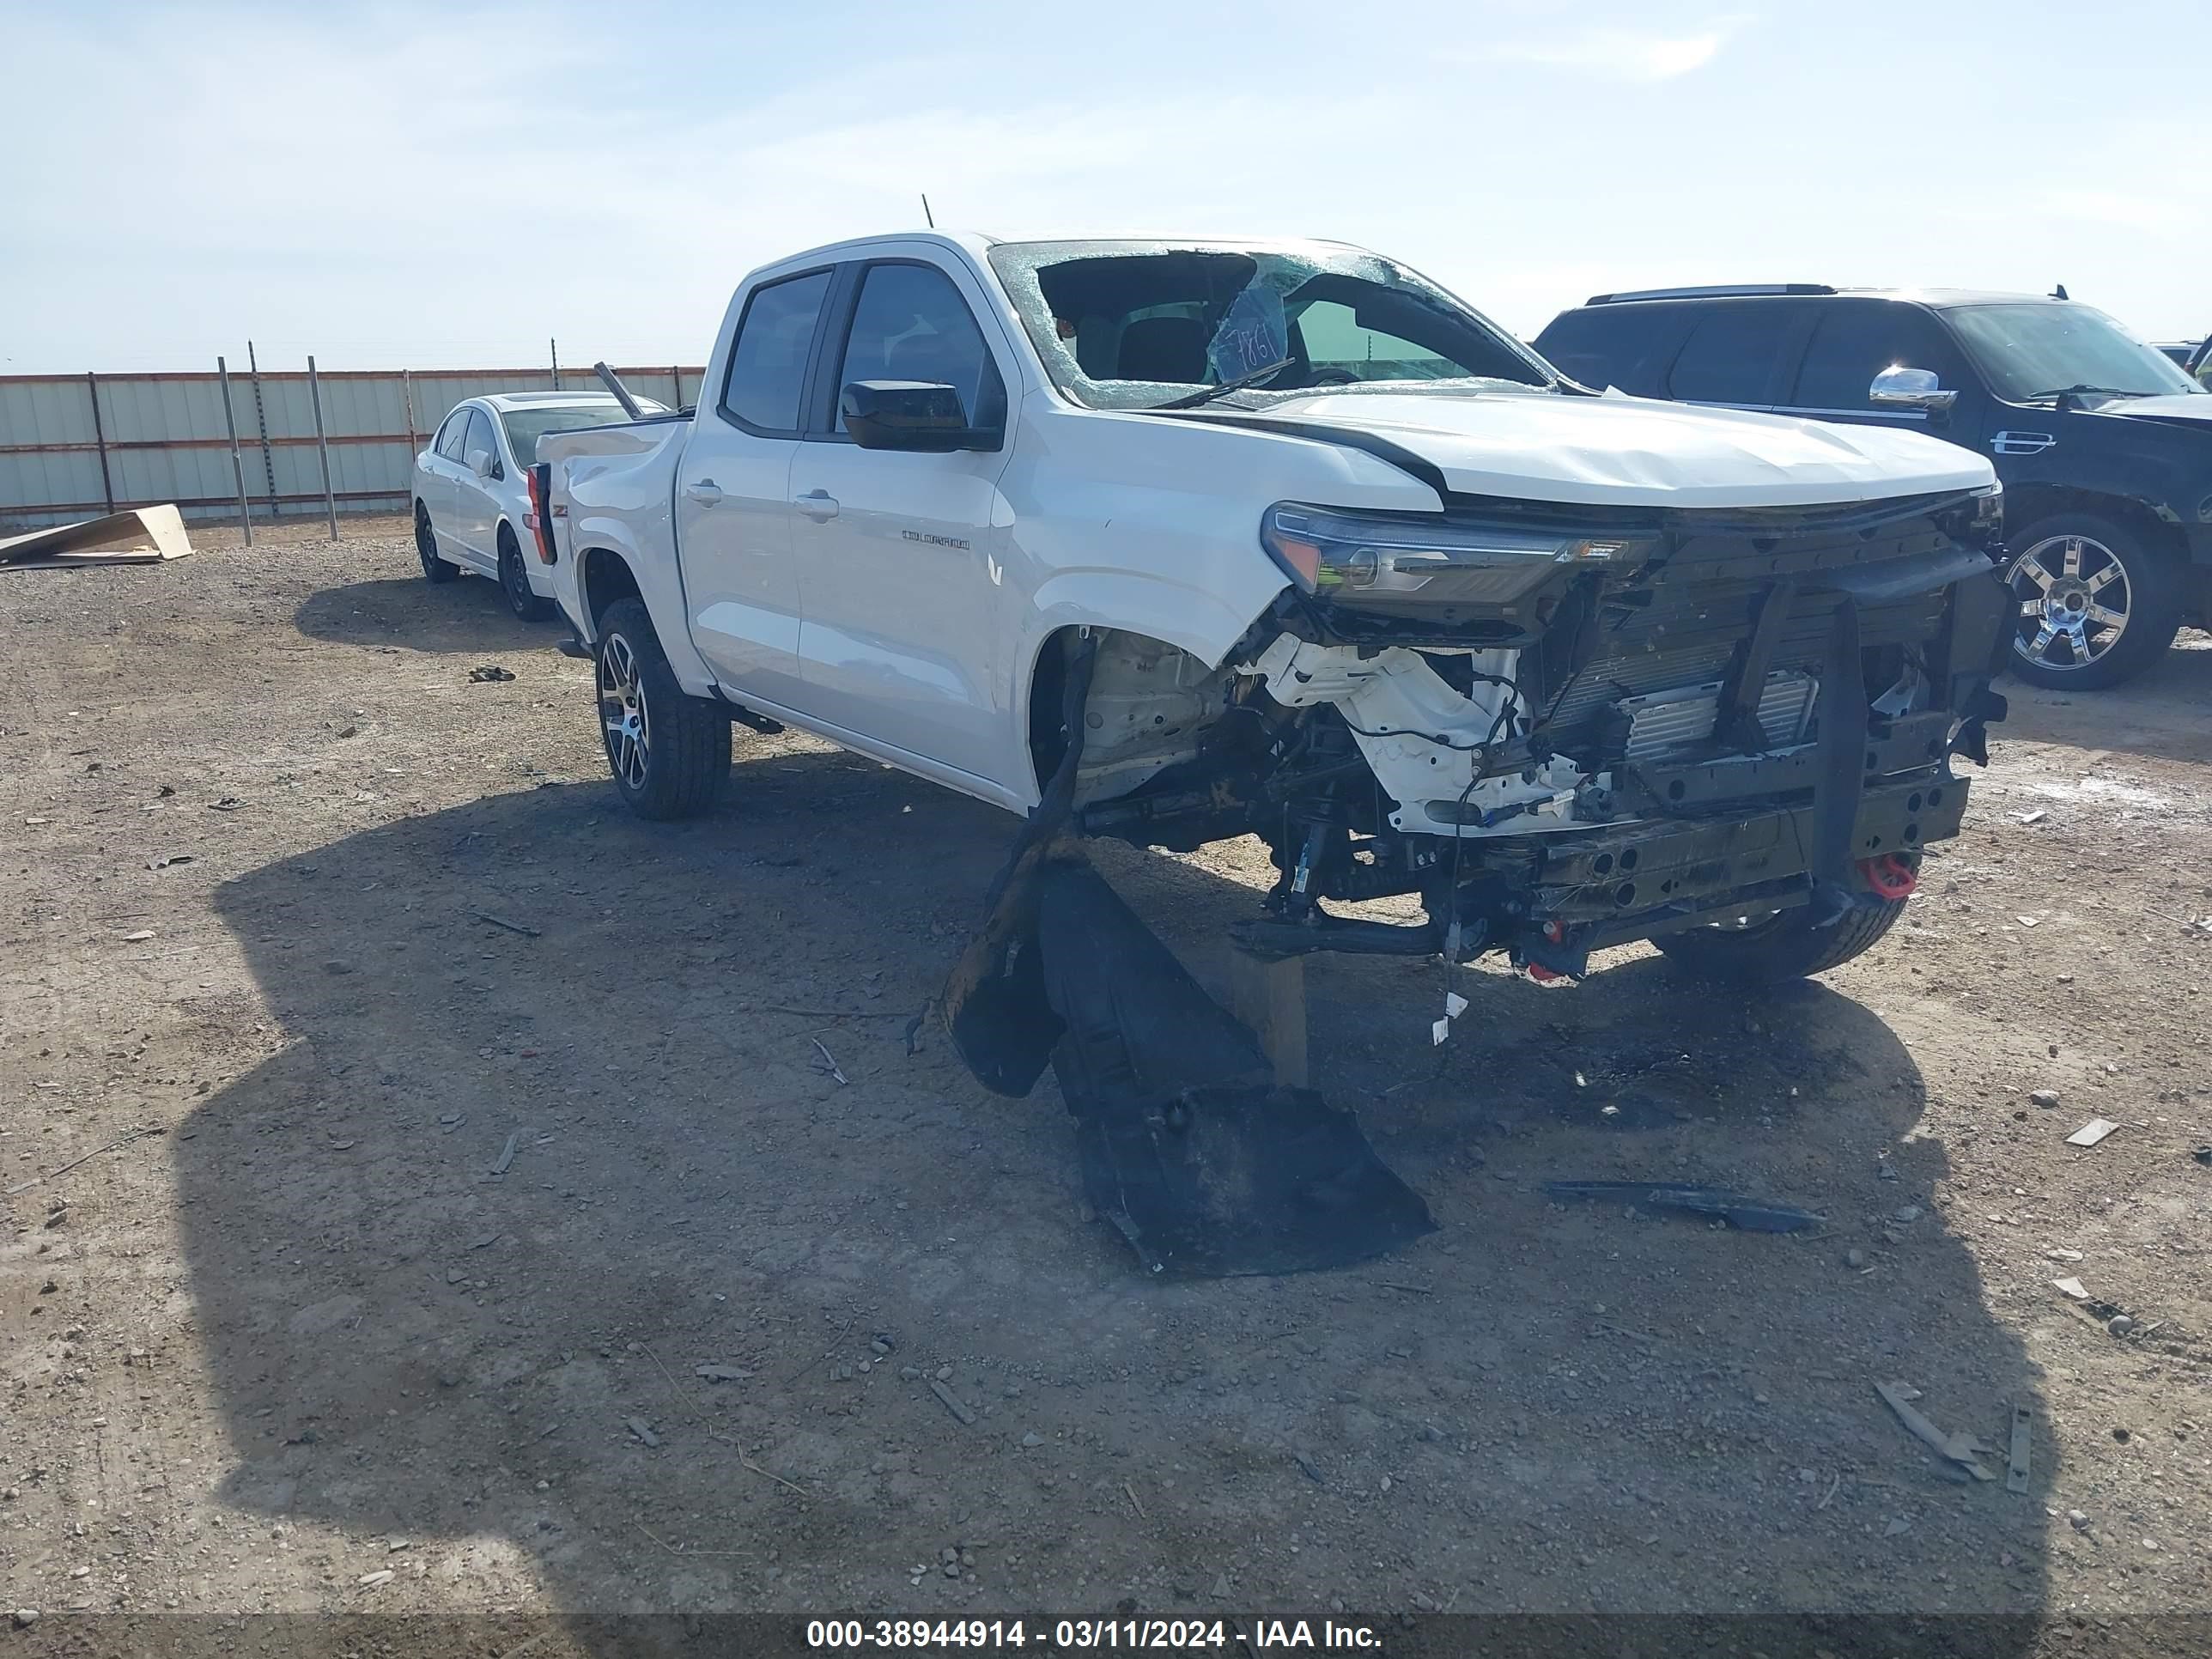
3,515,2209,1656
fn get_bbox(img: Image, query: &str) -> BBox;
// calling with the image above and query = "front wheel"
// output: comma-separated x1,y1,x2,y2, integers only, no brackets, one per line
1655,884,1913,983
595,598,729,821
497,526,550,622
415,502,457,584
2002,513,2182,690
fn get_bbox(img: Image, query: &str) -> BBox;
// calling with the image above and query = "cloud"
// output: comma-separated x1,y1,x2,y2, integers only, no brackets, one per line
1478,15,1753,82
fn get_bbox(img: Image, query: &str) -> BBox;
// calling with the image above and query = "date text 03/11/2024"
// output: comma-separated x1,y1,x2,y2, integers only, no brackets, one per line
805,1620,1382,1650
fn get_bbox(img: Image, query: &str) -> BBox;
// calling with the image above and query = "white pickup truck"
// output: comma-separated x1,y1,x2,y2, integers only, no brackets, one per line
532,233,2011,991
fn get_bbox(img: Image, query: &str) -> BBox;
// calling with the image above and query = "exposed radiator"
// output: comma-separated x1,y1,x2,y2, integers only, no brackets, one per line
1618,670,1819,763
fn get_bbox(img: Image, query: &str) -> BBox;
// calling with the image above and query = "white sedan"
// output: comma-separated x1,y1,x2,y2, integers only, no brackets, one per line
411,392,662,619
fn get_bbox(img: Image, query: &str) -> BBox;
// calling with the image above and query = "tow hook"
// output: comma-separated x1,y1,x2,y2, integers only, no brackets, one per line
1859,853,1918,902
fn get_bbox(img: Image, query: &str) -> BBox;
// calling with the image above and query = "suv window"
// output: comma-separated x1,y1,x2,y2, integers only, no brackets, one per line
434,410,471,462
833,262,1004,435
1790,304,1956,411
1531,305,1686,394
722,270,834,434
1666,305,1801,404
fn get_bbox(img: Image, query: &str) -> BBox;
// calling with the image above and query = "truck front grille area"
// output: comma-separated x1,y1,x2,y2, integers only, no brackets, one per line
1511,495,1977,770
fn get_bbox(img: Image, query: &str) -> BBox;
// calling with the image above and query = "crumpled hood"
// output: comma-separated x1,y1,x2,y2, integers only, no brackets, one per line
2085,392,2212,428
1255,388,1996,508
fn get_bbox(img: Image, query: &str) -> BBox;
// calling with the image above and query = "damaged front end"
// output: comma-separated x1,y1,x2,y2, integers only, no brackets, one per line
943,483,2008,1277
1074,482,2010,976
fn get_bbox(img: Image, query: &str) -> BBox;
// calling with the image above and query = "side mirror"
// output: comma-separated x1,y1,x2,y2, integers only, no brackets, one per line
842,380,992,453
1869,365,1959,416
466,447,498,479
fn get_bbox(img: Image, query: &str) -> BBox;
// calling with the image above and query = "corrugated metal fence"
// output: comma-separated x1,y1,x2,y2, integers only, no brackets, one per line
0,364,705,532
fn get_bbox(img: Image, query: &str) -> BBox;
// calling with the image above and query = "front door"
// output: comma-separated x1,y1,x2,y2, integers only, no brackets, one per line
1770,300,1987,454
787,258,1018,789
674,266,833,712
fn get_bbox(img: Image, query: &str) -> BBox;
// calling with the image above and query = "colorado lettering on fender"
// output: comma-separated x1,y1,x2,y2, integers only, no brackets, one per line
901,529,971,550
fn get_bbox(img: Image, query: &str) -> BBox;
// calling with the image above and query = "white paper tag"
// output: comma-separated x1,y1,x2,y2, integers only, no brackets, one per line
1431,1018,1450,1046
1445,992,1468,1018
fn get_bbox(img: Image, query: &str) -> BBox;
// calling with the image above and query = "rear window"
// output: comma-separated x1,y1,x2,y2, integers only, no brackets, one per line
1530,306,1686,394
722,270,833,433
1665,305,1801,403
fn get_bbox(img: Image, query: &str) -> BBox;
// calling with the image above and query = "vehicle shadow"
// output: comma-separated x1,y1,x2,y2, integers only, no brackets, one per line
293,575,558,655
175,746,2053,1650
1996,632,2212,769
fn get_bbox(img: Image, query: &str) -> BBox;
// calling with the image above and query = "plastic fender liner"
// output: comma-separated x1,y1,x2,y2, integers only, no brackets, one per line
1033,860,1434,1278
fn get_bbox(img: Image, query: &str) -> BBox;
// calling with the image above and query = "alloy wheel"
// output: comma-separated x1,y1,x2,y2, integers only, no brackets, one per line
2007,533,2130,672
599,633,650,791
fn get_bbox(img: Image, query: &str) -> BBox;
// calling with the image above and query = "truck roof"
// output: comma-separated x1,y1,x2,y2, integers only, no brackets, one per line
748,229,1379,279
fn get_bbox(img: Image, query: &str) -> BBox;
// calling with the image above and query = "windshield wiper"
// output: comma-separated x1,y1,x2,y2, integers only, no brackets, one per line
2022,384,2141,403
1147,356,1295,411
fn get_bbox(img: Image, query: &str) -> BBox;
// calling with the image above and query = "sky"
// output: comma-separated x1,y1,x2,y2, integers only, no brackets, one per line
3,0,2209,374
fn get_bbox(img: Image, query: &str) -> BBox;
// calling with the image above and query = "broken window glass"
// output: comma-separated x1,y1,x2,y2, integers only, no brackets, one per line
988,240,1554,410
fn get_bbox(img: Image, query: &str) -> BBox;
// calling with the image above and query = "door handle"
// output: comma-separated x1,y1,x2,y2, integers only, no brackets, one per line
793,489,839,522
684,479,724,507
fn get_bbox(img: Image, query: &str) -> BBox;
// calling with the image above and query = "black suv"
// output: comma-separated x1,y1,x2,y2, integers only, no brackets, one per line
1534,285,2212,689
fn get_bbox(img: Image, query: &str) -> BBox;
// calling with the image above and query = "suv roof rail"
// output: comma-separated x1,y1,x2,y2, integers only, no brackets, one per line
1583,283,1838,306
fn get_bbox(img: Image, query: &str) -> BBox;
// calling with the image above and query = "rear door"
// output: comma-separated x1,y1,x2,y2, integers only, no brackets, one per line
450,408,504,568
786,255,1019,789
673,266,832,710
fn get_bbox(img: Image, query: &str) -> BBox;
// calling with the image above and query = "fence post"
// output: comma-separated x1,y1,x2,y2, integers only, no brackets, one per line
217,356,253,546
307,355,338,541
400,368,419,456
550,337,560,390
246,342,277,517
86,372,115,514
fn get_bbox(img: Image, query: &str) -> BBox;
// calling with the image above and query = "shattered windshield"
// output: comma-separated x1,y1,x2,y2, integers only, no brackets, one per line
987,240,1556,410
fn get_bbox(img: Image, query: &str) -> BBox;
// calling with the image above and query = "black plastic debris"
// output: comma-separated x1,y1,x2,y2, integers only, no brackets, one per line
952,855,1432,1278
1543,1179,1823,1233
1041,861,1433,1277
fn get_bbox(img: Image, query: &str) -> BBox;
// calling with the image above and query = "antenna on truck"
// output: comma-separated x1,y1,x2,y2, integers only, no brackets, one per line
921,192,935,229
593,362,643,421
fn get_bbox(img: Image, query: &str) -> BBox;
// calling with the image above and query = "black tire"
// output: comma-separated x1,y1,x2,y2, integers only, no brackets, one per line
415,501,457,584
497,526,551,622
595,597,729,821
2002,511,2183,690
1656,890,1911,982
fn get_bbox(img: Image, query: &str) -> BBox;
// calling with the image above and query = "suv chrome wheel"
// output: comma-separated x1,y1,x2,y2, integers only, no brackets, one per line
2008,532,2130,672
599,631,650,791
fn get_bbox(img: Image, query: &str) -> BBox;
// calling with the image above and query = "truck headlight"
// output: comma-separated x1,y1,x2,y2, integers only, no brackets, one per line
1261,503,1648,606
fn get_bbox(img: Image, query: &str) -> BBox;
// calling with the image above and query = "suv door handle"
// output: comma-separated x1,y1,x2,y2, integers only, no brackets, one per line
794,489,839,522
684,479,724,507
